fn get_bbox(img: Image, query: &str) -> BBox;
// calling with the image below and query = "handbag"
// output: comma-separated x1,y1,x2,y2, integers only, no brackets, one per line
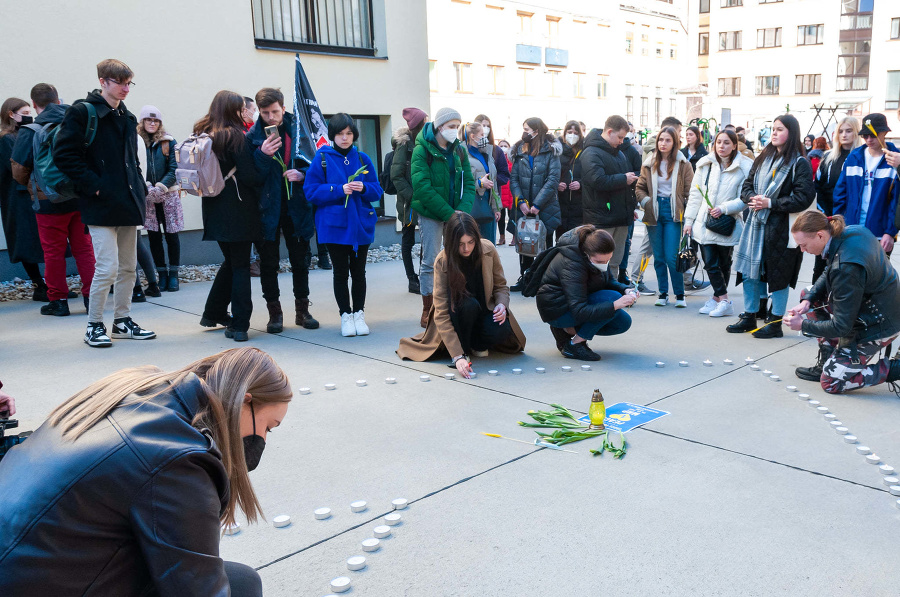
471,191,495,223
701,166,736,236
675,234,699,273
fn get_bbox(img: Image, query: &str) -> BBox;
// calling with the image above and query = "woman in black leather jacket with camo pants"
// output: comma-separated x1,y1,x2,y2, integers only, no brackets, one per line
785,213,900,394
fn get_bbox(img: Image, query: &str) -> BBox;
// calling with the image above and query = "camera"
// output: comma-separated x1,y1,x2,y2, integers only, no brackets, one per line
0,410,31,462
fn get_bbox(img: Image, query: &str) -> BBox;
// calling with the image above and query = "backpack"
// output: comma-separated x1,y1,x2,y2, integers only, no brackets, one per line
520,245,561,298
26,103,98,203
380,150,397,195
174,133,236,197
515,215,547,257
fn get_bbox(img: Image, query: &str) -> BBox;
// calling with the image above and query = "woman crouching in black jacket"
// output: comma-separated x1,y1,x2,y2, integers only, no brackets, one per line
0,347,292,597
537,225,637,361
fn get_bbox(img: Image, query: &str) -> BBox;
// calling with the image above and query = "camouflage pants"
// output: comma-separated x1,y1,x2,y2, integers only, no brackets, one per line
806,301,897,394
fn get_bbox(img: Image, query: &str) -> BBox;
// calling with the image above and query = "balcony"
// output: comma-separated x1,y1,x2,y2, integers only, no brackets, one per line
516,44,541,65
545,48,569,68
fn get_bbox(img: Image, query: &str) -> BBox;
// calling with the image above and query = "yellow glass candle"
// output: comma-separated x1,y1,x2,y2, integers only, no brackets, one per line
588,389,606,430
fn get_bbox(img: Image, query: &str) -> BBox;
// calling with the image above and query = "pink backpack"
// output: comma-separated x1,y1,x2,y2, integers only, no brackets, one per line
174,134,237,197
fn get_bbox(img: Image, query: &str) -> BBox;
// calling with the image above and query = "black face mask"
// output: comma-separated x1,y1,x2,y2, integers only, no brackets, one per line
522,131,534,143
242,402,266,472
16,115,33,127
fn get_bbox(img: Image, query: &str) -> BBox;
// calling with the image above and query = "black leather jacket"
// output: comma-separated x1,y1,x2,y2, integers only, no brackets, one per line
0,374,231,596
802,226,900,343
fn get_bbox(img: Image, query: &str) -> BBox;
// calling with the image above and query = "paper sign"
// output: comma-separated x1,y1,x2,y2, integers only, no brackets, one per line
578,402,669,433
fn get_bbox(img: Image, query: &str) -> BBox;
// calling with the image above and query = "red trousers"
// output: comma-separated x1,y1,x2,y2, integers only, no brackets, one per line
35,212,95,301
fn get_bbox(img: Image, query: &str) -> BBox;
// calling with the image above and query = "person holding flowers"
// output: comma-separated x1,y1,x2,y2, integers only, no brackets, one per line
684,129,753,318
832,113,900,255
304,113,382,337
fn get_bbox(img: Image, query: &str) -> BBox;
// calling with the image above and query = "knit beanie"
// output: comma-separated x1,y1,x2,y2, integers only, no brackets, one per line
402,107,427,130
139,105,162,121
433,107,461,129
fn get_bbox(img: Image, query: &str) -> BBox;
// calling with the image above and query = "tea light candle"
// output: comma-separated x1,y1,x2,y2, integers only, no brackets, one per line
834,427,849,434
856,445,872,455
373,525,392,538
678,361,689,367
829,421,843,428
444,373,455,380
745,357,756,363
347,556,367,571
762,370,772,376
385,377,397,384
512,368,523,375
703,359,713,367
392,498,409,510
844,435,858,444
488,370,499,376
723,359,734,365
324,383,336,391
561,366,572,372
330,577,351,593
356,379,367,387
884,476,900,487
223,522,241,536
535,367,546,374
770,375,781,382
298,387,311,395
468,372,477,378
420,374,430,382
351,501,367,513
273,514,291,528
361,538,381,552
384,513,402,526
808,400,821,407
656,361,666,368
582,365,592,371
879,465,895,476
785,385,798,392
750,364,761,371
824,413,837,420
816,406,829,413
866,454,882,465
314,508,331,520
798,393,810,400
890,486,900,496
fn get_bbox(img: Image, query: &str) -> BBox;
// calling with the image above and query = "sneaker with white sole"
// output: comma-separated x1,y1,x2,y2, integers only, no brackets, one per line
654,294,669,307
709,299,734,317
84,322,112,348
675,298,687,308
111,317,156,340
353,310,369,336
341,312,357,337
699,298,717,314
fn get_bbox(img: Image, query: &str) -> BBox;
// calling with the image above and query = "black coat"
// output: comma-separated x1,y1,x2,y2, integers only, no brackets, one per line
202,136,265,243
814,148,850,216
0,132,43,263
53,90,146,226
143,134,177,188
558,141,584,233
681,144,709,171
581,129,634,228
621,137,642,213
803,226,900,343
0,375,231,596
739,156,815,291
536,228,628,325
510,135,563,231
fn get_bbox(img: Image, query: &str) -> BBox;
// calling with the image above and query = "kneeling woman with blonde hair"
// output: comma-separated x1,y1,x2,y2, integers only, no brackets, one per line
398,211,526,378
0,347,292,597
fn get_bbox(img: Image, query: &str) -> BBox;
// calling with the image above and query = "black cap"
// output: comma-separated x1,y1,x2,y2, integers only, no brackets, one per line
861,113,891,135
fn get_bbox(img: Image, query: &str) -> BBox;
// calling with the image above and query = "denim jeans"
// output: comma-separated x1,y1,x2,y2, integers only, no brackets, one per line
741,277,789,316
548,289,632,340
478,220,497,244
619,220,635,273
648,197,684,296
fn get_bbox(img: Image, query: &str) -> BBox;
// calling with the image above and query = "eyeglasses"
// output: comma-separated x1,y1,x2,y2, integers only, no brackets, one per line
105,79,136,88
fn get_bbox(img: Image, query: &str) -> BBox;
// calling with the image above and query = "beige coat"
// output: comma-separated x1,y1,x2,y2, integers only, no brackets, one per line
635,151,694,225
397,240,526,361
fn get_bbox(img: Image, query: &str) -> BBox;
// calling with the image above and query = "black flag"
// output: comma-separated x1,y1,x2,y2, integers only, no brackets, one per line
292,54,329,166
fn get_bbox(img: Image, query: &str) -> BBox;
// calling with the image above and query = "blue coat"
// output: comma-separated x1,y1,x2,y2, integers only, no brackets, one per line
304,145,383,250
246,112,315,242
833,143,900,238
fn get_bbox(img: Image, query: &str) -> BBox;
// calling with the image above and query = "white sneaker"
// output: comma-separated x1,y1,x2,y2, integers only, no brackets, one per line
709,299,734,317
471,349,489,357
699,298,717,314
675,298,687,308
341,312,356,337
654,296,668,307
353,310,369,336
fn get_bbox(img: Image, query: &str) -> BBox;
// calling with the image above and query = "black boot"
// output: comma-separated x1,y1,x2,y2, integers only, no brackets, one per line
408,274,421,295
796,344,832,381
757,298,769,321
510,275,525,292
726,312,757,333
295,298,320,329
40,299,70,316
32,281,49,302
886,358,900,383
167,267,179,292
752,314,783,339
266,301,284,334
317,250,332,270
156,268,169,292
550,326,573,352
132,284,146,303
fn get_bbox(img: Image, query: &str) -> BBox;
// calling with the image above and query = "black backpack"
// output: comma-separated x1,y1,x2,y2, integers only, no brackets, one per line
381,150,398,195
520,246,561,298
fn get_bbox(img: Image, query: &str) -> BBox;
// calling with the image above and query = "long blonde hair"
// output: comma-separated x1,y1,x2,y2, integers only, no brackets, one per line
47,347,292,526
825,116,862,166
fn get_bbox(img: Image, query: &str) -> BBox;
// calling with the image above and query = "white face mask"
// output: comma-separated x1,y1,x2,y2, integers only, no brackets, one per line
440,127,458,143
589,259,609,272
500,146,509,155
482,126,491,137
565,133,579,145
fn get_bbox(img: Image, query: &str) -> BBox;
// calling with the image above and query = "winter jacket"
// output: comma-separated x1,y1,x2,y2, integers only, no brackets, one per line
739,155,815,291
581,130,635,228
10,103,77,215
201,135,265,243
684,154,753,246
832,143,900,239
0,132,42,264
536,227,628,325
635,151,694,225
390,126,417,226
681,144,709,171
410,123,476,222
53,90,146,226
140,127,183,233
0,375,231,597
558,141,584,232
802,225,900,343
492,144,510,188
737,141,755,161
621,137,643,211
500,153,514,209
466,144,501,221
246,113,315,242
509,135,562,231
815,147,851,216
304,145,382,250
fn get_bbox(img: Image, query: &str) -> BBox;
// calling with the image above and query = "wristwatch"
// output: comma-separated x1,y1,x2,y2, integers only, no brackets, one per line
451,355,467,365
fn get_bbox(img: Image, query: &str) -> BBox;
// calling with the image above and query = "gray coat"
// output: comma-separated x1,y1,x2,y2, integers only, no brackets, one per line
509,136,562,231
465,144,501,214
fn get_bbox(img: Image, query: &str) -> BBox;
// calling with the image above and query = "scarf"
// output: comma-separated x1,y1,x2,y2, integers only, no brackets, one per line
733,154,793,280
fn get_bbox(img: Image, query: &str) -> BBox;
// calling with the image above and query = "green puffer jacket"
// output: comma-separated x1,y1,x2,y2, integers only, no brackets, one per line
410,123,476,222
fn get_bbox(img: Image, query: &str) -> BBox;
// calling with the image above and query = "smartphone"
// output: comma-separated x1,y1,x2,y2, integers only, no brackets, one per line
264,125,278,138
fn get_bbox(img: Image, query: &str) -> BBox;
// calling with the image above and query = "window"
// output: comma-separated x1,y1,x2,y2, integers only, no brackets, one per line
547,17,560,49
654,98,662,126
641,33,649,42
488,65,505,94
760,0,782,3
549,70,561,97
251,0,375,56
757,27,782,48
719,31,742,51
453,62,472,93
626,31,634,54
518,11,532,34
656,46,663,58
429,60,438,92
670,98,676,116
574,72,586,98
841,1,873,29
718,77,741,96
597,75,608,99
837,47,870,91
699,32,709,55
642,46,649,57
626,96,634,122
795,74,821,94
797,24,824,45
519,67,534,96
699,0,710,14
891,18,899,39
655,86,662,97
721,0,742,6
755,75,780,95
640,97,649,127
670,45,677,59
887,71,900,110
